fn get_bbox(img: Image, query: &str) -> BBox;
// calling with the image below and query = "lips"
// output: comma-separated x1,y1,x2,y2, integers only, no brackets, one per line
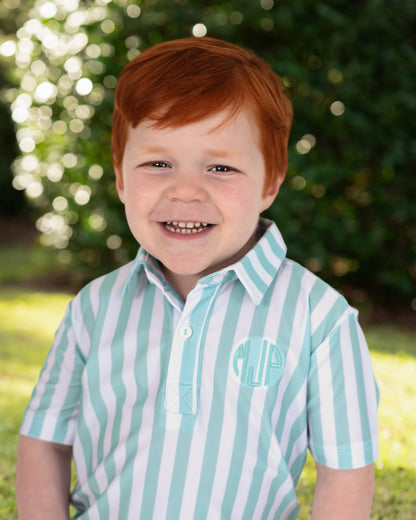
164,221,211,234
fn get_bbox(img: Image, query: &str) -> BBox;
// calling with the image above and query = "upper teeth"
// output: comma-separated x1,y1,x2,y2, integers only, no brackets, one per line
165,221,209,234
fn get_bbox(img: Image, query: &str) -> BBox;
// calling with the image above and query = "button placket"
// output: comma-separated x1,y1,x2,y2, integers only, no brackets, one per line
166,309,197,415
165,283,223,417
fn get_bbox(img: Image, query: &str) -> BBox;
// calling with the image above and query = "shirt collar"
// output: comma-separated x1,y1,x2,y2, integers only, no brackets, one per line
230,219,287,304
122,249,165,296
123,219,287,304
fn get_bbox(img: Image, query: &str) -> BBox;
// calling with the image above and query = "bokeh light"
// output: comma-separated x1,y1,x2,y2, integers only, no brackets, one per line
192,23,207,37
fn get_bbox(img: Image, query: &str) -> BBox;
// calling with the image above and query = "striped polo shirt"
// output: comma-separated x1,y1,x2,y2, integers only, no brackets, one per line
21,219,379,520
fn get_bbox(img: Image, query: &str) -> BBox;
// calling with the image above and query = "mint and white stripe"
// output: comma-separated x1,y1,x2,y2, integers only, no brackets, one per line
21,220,379,519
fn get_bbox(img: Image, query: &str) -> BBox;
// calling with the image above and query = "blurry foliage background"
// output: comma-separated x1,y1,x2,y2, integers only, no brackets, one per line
0,0,415,309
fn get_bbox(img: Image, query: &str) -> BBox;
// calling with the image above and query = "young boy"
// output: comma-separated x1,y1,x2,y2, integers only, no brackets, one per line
16,37,379,519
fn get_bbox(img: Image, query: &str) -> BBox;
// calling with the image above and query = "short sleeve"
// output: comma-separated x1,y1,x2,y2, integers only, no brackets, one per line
307,311,379,469
20,299,85,445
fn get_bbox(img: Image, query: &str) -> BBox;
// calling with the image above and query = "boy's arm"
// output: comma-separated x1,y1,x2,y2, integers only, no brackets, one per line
16,434,72,520
311,462,375,519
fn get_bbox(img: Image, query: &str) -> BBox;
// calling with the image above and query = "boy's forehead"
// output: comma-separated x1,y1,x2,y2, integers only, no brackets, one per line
130,104,260,137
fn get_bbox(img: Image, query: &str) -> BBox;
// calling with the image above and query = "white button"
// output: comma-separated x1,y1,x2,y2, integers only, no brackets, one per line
179,325,193,339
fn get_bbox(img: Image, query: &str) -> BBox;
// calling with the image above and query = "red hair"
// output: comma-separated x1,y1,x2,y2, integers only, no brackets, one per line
112,37,293,192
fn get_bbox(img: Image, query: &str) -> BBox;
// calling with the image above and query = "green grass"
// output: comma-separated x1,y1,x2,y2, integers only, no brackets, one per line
1,286,415,519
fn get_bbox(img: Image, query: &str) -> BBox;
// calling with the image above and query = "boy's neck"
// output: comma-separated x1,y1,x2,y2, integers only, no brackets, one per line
162,269,199,301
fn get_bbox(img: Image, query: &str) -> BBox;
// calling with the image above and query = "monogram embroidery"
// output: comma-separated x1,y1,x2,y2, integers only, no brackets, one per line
232,337,285,387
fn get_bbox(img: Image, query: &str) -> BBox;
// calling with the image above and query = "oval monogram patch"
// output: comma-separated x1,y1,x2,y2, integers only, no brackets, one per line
232,337,285,387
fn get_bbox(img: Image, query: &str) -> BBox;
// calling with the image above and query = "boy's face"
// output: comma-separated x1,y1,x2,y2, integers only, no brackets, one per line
116,109,279,298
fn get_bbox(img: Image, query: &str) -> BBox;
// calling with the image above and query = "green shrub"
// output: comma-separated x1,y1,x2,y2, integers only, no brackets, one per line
2,0,415,304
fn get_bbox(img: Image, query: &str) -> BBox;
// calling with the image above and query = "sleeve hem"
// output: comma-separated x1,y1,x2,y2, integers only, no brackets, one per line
310,436,379,470
20,410,75,446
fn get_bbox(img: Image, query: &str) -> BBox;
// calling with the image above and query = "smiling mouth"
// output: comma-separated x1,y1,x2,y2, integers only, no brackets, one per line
164,221,211,234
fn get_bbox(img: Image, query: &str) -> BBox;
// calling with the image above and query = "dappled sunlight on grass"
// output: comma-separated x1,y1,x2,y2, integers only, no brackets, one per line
372,349,416,472
372,349,416,518
0,291,72,431
0,289,71,333
296,452,315,519
373,465,416,519
365,326,416,358
0,290,72,373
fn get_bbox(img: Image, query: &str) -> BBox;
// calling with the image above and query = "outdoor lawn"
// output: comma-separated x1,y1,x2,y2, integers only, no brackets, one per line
0,246,415,519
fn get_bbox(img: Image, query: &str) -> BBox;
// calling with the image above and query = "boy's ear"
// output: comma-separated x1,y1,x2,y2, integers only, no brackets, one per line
114,165,125,203
261,178,281,212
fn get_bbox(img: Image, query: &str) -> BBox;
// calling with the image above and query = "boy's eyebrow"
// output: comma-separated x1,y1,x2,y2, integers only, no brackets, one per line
203,148,236,160
133,145,168,154
133,145,238,160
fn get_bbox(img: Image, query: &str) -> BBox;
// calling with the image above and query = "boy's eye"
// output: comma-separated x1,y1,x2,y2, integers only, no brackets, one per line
151,161,169,168
210,165,231,173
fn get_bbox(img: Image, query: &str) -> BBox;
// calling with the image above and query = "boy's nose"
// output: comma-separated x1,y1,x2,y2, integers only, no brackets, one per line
165,170,208,203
